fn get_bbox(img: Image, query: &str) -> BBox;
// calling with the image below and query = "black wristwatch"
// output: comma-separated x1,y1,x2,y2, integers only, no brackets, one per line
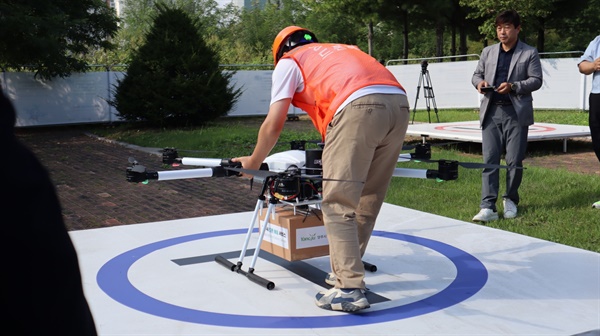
510,83,516,92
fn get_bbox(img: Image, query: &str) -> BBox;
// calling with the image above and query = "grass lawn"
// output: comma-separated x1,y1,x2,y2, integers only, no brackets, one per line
91,109,599,253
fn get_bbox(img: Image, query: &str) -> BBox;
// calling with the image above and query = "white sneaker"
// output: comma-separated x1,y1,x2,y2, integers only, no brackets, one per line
593,201,600,209
503,198,518,219
472,208,498,222
315,287,370,312
325,272,336,286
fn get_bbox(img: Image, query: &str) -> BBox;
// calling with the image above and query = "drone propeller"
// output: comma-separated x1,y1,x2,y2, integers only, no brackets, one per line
398,140,462,162
173,148,217,154
402,133,461,151
397,136,524,170
275,139,323,150
224,167,363,183
393,158,524,182
402,141,461,151
278,139,459,152
415,159,524,170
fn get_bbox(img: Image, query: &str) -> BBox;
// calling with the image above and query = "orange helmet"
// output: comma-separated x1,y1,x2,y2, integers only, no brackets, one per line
272,26,318,65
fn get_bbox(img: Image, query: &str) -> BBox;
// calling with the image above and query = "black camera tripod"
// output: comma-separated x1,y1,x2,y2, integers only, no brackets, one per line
412,60,440,124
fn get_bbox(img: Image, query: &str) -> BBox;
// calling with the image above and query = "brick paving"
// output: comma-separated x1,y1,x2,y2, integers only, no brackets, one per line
15,125,599,232
16,127,258,231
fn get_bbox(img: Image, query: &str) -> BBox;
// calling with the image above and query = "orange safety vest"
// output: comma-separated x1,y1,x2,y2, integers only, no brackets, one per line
282,43,405,139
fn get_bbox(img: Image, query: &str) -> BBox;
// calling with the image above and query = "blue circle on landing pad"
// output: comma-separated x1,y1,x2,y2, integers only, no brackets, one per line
97,229,487,328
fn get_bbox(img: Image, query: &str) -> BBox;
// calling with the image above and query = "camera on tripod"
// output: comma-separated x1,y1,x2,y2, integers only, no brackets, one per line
421,60,429,73
413,59,439,123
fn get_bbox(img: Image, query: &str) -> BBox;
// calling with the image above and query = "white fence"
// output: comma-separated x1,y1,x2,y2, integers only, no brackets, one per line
1,57,592,127
386,57,591,111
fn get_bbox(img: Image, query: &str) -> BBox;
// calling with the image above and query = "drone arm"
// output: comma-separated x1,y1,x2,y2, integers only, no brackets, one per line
393,168,433,179
398,153,412,162
393,160,458,181
126,166,239,183
154,168,227,181
176,158,244,168
162,148,243,168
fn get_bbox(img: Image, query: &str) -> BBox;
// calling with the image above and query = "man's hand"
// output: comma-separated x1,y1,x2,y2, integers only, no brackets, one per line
234,98,291,178
477,81,490,94
579,57,600,75
231,156,260,178
593,57,600,72
496,82,511,94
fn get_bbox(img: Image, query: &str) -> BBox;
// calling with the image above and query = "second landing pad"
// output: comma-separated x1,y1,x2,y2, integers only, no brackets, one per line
407,121,591,152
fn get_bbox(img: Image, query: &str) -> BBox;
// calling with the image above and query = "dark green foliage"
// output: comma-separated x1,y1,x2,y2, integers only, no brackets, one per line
110,4,240,128
0,0,118,79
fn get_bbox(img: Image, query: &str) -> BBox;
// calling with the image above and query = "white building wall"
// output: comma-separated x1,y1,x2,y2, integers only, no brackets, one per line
106,0,124,17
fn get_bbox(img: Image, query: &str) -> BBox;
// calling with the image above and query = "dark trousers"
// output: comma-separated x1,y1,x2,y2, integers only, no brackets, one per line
480,104,529,210
589,93,600,162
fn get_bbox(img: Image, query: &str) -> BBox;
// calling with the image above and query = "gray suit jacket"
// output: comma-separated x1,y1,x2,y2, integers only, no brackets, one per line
472,40,543,126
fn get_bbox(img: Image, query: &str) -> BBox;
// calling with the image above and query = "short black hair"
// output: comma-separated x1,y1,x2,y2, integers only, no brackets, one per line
495,9,521,28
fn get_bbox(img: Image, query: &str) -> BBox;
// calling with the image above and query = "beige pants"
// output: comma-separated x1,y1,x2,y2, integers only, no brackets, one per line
321,93,410,289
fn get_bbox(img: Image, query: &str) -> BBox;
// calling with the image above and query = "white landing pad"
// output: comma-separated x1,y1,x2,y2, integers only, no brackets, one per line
407,121,591,152
70,203,600,335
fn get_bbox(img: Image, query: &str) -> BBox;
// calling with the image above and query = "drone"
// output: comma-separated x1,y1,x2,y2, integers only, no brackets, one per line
126,136,496,185
125,137,521,290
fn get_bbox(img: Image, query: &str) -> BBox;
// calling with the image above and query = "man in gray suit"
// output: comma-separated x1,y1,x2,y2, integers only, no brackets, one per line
471,9,543,222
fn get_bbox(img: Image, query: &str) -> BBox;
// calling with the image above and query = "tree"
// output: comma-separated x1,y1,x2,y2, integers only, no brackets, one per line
459,0,591,53
305,0,386,56
110,3,241,127
222,1,281,65
117,0,228,63
542,0,599,53
302,2,364,48
0,0,118,79
373,1,421,62
213,0,313,66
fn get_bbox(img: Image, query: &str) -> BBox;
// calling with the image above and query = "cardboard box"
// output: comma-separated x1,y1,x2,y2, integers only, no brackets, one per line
259,207,329,261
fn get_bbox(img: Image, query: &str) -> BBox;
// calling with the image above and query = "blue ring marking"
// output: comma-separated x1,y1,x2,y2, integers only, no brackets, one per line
97,229,487,328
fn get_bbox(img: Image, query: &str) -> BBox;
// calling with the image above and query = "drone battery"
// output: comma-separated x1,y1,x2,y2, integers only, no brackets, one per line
305,149,322,175
259,207,329,261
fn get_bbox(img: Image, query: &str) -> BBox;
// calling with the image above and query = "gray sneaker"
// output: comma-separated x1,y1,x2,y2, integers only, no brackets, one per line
315,288,370,312
472,208,498,222
325,272,336,286
503,198,517,219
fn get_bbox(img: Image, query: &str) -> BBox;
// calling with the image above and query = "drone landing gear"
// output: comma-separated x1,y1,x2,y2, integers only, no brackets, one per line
215,195,279,290
215,193,380,290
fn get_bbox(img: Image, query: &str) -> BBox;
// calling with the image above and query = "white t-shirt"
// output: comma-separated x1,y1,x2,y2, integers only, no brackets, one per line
270,59,406,114
578,35,600,94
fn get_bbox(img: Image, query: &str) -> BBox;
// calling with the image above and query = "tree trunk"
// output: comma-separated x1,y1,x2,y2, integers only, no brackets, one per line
537,18,545,54
367,20,373,56
451,25,456,61
436,22,444,60
459,25,467,60
403,9,409,64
